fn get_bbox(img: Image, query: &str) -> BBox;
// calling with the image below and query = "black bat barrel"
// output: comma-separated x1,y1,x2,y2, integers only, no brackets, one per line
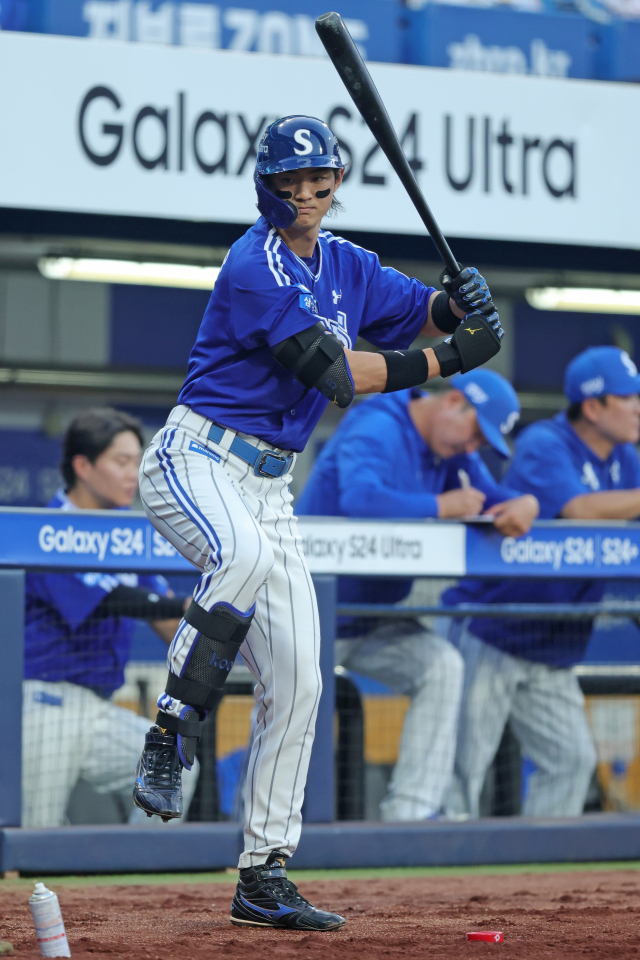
316,11,459,276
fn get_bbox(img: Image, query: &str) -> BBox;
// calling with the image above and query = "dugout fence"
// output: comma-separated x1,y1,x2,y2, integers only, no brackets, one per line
3,508,640,873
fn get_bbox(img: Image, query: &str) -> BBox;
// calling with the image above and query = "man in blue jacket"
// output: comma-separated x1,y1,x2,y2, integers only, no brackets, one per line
23,409,194,827
443,346,640,819
298,370,538,820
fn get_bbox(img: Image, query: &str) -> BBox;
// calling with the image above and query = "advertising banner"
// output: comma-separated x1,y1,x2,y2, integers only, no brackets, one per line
0,30,638,248
3,509,640,579
26,0,399,64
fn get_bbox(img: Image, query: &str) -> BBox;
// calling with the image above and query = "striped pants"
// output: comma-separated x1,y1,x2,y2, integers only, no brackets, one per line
139,406,321,868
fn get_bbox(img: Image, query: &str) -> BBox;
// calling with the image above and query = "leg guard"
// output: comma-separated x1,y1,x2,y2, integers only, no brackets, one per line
157,601,254,767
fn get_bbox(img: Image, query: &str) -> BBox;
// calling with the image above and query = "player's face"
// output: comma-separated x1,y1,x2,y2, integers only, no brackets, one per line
269,168,342,230
587,393,640,446
73,430,142,508
430,393,486,458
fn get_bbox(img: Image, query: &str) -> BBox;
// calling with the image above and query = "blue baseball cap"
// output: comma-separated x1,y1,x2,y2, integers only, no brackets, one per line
451,369,520,458
564,346,640,403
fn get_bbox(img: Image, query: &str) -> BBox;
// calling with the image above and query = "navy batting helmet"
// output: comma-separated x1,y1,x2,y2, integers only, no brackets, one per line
254,116,344,229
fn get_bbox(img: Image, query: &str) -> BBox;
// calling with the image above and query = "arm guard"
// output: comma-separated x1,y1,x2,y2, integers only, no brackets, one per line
272,321,354,408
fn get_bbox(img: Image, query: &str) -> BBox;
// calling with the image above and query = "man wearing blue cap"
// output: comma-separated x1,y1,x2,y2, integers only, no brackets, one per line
297,369,538,820
443,346,640,819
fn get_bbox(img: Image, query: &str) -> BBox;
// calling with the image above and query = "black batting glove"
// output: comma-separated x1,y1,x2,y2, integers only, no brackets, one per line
441,265,493,316
433,308,503,378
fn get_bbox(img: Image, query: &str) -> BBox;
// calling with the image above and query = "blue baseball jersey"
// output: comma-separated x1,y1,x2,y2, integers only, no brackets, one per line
443,412,640,665
297,389,521,636
25,490,169,697
177,218,435,452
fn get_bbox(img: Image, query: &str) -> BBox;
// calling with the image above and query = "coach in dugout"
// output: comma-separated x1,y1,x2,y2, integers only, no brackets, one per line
23,408,196,827
297,370,538,820
443,346,640,819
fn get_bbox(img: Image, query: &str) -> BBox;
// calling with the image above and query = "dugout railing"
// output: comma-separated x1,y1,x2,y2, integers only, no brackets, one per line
3,509,640,873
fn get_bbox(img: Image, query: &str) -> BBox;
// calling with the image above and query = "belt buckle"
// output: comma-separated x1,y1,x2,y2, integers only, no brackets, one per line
255,451,287,478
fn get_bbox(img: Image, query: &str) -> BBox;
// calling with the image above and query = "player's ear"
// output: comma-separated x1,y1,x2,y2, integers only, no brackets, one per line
71,453,93,484
334,169,344,190
581,397,601,425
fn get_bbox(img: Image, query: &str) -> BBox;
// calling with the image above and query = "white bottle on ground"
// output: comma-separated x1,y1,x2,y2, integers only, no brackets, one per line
28,883,71,958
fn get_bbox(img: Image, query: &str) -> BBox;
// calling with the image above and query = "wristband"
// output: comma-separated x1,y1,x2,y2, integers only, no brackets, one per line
380,348,429,393
433,341,461,378
430,291,461,335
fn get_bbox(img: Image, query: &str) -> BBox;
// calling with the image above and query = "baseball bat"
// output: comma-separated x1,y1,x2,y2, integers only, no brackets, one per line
315,11,459,277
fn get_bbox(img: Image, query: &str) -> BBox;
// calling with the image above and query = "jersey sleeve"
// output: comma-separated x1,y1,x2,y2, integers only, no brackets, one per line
620,445,640,489
358,254,436,351
228,252,323,350
27,573,121,631
336,411,439,518
138,574,171,596
444,453,523,508
506,429,586,519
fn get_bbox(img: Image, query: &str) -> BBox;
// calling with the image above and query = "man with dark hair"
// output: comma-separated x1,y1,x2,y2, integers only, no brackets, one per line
444,346,640,819
298,370,538,820
22,408,196,827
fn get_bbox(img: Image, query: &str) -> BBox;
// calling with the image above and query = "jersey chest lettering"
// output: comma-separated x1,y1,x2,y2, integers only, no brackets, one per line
293,259,359,350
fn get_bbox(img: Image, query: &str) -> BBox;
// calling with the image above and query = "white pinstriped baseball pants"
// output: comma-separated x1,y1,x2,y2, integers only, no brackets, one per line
139,406,321,868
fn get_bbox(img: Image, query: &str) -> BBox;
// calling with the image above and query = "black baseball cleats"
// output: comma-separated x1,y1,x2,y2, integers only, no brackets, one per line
231,852,346,931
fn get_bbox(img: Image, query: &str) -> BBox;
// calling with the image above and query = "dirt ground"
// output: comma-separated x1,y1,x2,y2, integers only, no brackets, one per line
3,869,640,959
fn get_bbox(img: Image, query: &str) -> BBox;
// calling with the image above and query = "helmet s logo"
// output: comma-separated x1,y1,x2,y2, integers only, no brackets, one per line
293,129,313,156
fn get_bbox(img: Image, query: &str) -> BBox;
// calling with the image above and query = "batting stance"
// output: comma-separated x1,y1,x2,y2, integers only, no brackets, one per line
133,115,503,931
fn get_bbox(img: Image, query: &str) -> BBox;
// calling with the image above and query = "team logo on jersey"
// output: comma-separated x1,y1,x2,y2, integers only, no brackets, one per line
332,289,342,304
581,461,600,490
322,311,351,349
299,293,319,315
610,460,621,484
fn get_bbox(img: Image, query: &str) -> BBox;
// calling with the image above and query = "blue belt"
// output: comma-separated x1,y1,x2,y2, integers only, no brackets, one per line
207,423,294,479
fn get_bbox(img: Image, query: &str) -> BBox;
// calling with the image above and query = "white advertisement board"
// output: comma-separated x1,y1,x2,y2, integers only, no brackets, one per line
0,30,637,248
299,519,466,577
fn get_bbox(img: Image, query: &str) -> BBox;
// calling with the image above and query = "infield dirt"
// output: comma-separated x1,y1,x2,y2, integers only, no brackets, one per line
3,869,640,959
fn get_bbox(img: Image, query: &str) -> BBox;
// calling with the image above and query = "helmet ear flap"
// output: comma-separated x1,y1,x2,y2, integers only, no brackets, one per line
254,170,298,229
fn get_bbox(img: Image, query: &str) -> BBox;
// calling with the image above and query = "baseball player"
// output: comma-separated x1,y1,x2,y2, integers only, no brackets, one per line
22,409,195,828
133,115,504,931
297,370,538,820
443,346,640,819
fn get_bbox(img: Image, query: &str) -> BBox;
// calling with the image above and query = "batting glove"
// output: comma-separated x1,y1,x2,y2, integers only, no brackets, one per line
441,265,493,316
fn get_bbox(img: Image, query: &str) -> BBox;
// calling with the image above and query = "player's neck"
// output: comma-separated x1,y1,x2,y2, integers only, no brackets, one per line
277,223,320,259
570,418,615,461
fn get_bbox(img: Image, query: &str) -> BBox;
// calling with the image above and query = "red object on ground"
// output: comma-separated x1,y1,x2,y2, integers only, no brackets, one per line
466,931,504,943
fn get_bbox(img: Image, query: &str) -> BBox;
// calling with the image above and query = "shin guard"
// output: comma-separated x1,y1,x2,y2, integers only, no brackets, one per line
157,601,254,768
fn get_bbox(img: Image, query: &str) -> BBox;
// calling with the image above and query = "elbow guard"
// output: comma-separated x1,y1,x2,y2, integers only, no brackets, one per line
272,321,354,408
